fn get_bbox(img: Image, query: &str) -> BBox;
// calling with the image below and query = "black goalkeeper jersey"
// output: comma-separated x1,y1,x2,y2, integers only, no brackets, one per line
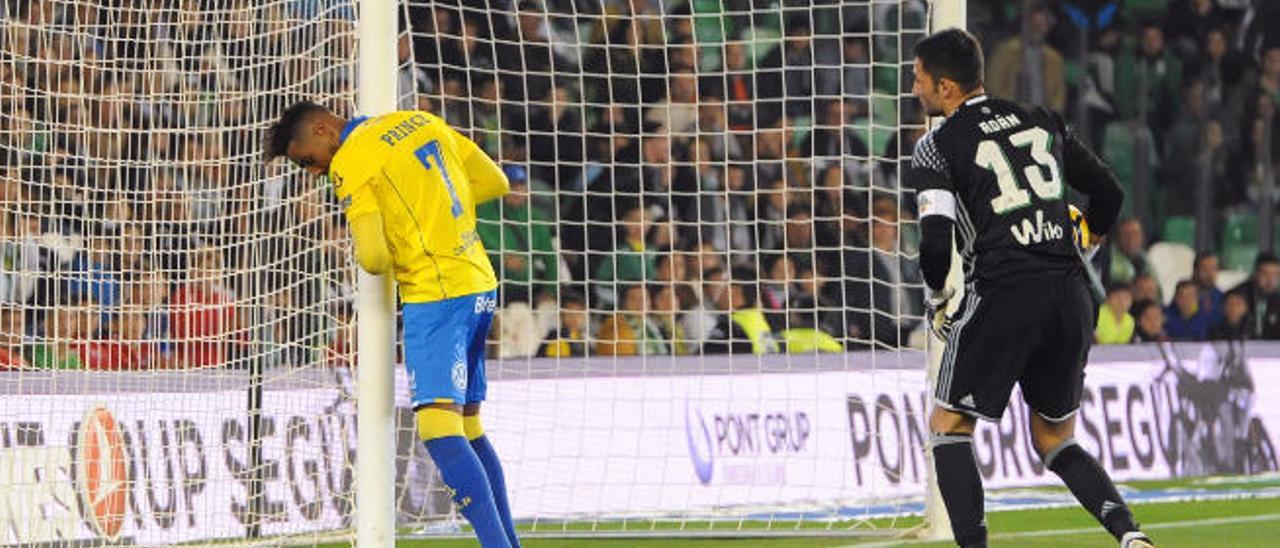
910,94,1120,288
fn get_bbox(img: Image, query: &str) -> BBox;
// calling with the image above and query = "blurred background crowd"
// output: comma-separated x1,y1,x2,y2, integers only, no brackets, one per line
0,0,1277,371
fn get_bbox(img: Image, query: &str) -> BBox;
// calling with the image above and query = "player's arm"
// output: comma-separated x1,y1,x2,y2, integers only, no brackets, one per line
451,126,509,203
1053,111,1124,237
345,182,393,275
910,132,955,293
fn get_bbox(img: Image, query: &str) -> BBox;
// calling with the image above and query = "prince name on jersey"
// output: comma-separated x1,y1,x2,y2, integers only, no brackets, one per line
910,95,1120,287
330,111,503,303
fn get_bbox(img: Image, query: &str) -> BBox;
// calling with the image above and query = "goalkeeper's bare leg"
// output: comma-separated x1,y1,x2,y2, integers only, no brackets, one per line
1030,413,1153,547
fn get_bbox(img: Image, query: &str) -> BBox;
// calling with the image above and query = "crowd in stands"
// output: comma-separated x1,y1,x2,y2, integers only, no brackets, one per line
411,0,933,358
0,0,1277,370
1095,216,1280,343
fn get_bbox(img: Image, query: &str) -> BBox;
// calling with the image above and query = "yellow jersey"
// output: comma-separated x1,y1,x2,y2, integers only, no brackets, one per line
329,111,507,303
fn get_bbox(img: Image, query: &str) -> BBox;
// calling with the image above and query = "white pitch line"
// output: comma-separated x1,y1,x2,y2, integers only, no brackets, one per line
841,512,1280,547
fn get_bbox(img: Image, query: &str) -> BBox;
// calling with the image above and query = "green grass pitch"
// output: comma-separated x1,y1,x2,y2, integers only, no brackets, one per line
319,477,1280,547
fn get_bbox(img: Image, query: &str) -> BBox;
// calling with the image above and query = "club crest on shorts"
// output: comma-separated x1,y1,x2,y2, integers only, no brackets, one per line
451,361,468,391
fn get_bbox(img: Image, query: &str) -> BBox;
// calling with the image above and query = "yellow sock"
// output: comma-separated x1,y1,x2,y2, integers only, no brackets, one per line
416,408,464,441
463,414,485,441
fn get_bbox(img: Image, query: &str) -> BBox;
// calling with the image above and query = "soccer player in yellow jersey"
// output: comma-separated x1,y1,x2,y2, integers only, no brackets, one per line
265,101,519,548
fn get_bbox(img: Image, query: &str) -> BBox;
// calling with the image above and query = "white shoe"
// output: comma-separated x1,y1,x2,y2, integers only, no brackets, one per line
1120,531,1155,547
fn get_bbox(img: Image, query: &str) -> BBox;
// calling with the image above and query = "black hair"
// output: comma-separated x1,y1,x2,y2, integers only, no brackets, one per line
1174,279,1197,294
1132,298,1160,317
559,287,586,308
647,283,671,300
912,28,984,93
1256,251,1280,271
785,203,812,219
263,101,330,162
1105,281,1132,295
729,266,758,308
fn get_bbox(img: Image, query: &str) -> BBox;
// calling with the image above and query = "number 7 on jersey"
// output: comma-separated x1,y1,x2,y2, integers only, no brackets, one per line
414,140,464,218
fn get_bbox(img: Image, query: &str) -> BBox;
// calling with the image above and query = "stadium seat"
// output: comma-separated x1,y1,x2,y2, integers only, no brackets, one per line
1222,244,1259,272
1146,241,1195,302
1216,269,1249,292
495,302,541,358
1222,212,1259,247
1161,216,1196,248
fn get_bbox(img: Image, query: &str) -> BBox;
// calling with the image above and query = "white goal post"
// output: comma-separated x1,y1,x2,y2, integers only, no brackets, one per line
354,2,399,546
921,3,966,542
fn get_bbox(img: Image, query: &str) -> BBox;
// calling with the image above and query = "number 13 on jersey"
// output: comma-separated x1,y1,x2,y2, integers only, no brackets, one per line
975,127,1062,214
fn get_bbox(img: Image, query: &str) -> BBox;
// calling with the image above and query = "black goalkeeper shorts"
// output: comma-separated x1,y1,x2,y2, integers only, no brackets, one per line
935,277,1094,422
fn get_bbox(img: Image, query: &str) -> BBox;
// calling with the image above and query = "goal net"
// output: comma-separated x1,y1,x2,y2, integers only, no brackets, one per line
397,0,936,539
0,0,937,544
0,1,366,545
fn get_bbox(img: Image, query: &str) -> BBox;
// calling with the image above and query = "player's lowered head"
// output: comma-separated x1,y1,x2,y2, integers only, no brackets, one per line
911,28,985,118
263,101,347,178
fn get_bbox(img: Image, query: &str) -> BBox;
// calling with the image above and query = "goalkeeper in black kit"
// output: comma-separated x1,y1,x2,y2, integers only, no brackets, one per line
907,29,1154,547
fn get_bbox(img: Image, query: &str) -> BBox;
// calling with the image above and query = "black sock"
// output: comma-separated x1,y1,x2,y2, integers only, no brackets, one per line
932,433,988,548
1045,440,1139,540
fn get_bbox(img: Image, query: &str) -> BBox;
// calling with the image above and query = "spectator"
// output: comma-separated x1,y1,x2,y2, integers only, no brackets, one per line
793,261,845,338
1103,218,1151,286
802,99,869,175
1191,27,1248,111
681,266,726,354
1133,299,1168,342
528,85,585,189
1164,0,1229,60
644,73,699,135
170,245,238,368
1192,251,1225,326
759,253,796,313
1132,272,1163,309
721,41,758,129
703,268,781,355
649,284,688,355
31,293,89,370
654,252,697,310
1114,21,1183,139
0,210,38,305
131,269,172,360
780,295,843,353
537,289,588,358
595,205,656,285
773,18,815,117
0,303,28,369
98,304,151,370
476,165,559,304
1230,252,1280,339
596,282,667,356
69,228,121,312
842,37,871,103
1165,280,1212,340
1096,283,1136,344
397,33,434,110
1209,290,1251,340
986,4,1067,113
1161,81,1232,217
843,198,923,348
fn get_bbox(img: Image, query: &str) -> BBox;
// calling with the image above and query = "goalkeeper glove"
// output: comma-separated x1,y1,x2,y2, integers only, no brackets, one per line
1068,204,1096,255
925,286,955,339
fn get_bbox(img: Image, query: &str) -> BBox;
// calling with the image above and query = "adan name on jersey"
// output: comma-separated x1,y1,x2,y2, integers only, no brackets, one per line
1009,209,1066,246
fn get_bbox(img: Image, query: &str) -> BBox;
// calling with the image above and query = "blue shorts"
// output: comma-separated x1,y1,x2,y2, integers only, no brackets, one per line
403,290,497,407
